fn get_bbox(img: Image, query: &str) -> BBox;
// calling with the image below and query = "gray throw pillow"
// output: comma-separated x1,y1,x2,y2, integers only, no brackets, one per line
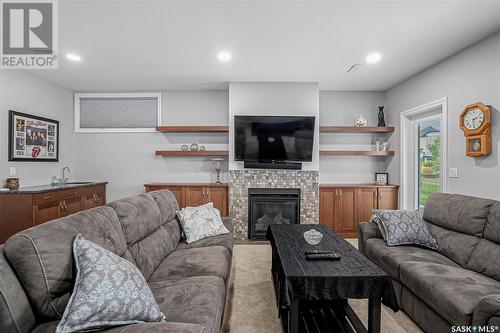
56,235,165,333
176,202,229,244
370,214,387,241
372,210,438,249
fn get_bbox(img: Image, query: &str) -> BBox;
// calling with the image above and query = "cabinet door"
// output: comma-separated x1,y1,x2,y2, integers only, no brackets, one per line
207,187,228,216
145,185,183,207
34,196,62,225
357,187,377,223
335,188,357,238
377,187,398,210
61,197,83,217
185,187,206,207
319,188,336,230
83,185,106,210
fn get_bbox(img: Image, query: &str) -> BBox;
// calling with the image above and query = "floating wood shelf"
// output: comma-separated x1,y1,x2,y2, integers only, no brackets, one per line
320,150,395,156
155,126,229,133
320,126,395,133
155,150,229,156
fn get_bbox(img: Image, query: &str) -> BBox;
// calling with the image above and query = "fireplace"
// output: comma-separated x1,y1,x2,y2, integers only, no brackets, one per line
248,188,300,240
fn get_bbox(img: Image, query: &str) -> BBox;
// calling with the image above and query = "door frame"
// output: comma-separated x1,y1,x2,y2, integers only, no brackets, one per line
400,97,448,209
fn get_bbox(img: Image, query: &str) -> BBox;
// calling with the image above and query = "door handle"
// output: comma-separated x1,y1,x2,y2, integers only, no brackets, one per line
43,195,55,200
93,193,99,205
59,201,66,214
69,191,78,195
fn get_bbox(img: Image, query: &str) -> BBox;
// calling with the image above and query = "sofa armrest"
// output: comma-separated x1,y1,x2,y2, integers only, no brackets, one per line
358,221,383,254
222,217,234,235
472,294,500,326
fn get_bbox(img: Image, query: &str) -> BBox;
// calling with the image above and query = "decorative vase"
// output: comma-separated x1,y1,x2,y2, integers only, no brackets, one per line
190,143,199,151
303,229,323,245
378,106,386,127
181,144,189,151
200,146,206,151
355,115,367,127
6,177,19,190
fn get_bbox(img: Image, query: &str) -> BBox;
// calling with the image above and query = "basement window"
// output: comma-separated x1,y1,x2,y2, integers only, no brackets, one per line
74,93,161,133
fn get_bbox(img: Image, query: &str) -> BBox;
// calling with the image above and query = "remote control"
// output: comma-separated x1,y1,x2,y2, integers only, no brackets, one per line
306,252,341,261
305,250,332,255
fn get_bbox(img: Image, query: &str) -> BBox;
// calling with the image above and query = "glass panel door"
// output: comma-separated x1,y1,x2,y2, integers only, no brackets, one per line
417,118,441,209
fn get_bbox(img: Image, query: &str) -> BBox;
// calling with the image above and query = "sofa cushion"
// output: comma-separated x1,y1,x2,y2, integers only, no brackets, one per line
426,222,482,267
148,246,231,283
423,193,495,236
4,206,128,321
0,245,36,333
466,239,500,282
176,233,233,253
57,235,165,333
108,193,179,280
108,194,163,245
32,321,208,333
364,238,457,279
484,202,500,244
399,262,500,325
149,276,226,333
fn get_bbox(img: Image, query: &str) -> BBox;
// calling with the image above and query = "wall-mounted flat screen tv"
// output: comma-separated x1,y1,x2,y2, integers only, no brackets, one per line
234,115,315,162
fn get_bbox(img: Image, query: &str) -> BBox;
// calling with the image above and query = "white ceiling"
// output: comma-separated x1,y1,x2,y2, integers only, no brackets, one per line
32,0,500,91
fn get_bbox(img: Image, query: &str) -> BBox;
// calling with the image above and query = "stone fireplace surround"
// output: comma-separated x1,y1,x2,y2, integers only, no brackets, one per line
229,169,319,239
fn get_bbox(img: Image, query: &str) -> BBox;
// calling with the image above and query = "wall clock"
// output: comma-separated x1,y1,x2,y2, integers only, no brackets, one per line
459,102,492,157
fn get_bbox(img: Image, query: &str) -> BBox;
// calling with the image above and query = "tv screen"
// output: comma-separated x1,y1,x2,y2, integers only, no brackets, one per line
234,116,315,162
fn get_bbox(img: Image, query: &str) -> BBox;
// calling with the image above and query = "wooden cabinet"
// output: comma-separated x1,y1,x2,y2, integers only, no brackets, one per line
320,184,398,238
144,183,229,217
0,183,106,244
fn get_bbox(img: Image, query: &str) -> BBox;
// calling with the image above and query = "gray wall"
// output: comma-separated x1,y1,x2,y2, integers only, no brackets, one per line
74,90,229,201
319,91,387,183
385,31,500,200
0,71,76,187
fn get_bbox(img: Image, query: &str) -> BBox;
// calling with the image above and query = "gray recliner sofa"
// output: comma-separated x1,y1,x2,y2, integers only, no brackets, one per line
0,190,233,333
359,192,500,333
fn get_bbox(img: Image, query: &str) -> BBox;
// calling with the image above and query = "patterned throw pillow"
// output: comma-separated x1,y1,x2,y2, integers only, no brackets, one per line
372,210,438,249
370,214,387,240
56,235,165,333
176,202,229,244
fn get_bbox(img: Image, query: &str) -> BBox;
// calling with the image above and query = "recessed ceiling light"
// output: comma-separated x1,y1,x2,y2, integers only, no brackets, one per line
66,53,81,62
366,52,381,64
217,51,232,62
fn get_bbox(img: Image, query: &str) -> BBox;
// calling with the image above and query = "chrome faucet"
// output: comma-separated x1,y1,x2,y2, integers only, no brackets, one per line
61,167,71,184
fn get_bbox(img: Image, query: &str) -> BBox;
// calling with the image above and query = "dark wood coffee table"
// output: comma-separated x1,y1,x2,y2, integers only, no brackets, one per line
266,224,398,333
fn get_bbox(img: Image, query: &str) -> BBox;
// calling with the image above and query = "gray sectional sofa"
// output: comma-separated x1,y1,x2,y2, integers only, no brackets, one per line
0,190,233,333
359,192,500,333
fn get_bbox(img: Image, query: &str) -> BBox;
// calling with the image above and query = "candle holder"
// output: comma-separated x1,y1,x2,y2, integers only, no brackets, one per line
212,158,223,184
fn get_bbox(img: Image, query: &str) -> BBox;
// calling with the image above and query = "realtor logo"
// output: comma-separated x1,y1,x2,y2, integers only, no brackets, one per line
1,0,58,69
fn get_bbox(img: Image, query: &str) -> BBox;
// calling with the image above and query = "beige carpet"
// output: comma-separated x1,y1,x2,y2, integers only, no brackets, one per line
222,244,423,333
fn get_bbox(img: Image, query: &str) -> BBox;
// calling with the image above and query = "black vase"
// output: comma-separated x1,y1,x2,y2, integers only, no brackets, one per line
378,106,386,127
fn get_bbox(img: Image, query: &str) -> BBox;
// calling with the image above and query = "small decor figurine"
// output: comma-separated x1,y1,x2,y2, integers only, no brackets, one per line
303,229,323,245
6,177,19,190
199,145,206,151
212,158,223,184
190,143,199,151
355,115,367,127
378,106,386,127
181,144,189,151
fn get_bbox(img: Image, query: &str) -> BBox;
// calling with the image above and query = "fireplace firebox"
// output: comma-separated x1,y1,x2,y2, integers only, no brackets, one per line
248,188,300,240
